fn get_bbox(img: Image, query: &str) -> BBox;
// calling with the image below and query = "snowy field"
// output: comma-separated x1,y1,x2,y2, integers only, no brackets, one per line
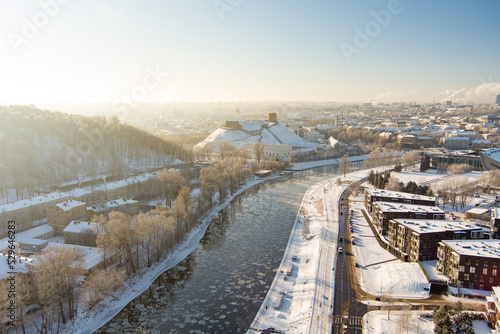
363,310,491,334
363,310,435,334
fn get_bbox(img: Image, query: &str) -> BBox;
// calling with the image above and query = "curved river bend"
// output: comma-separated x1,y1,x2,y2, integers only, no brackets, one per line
98,166,340,334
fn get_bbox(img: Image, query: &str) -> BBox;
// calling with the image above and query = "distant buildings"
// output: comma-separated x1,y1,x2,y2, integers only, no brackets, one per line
437,240,500,291
496,94,500,106
431,151,484,171
440,137,470,150
397,134,434,149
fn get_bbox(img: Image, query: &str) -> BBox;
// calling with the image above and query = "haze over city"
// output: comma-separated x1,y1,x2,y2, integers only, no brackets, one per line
1,0,500,106
2,1,500,334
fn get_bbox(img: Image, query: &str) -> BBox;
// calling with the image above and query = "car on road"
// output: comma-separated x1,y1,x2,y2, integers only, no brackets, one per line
354,262,359,267
339,236,343,242
338,247,343,254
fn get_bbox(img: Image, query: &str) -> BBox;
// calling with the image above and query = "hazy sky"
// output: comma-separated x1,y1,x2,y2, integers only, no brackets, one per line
1,0,500,105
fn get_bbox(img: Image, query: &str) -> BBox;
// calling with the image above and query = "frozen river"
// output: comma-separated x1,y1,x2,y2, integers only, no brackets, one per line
97,165,341,334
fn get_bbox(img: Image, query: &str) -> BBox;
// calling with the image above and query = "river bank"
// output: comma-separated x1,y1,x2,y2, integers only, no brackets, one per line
62,174,282,334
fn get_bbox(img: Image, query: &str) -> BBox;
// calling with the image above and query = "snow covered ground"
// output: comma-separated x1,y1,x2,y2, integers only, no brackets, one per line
363,310,435,334
20,174,283,334
349,198,431,299
287,155,368,171
363,310,491,334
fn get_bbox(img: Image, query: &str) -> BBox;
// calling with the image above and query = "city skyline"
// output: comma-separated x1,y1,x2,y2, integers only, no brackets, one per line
1,0,500,105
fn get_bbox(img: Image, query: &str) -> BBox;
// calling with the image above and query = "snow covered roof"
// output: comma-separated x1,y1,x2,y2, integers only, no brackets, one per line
392,218,485,234
0,224,54,250
0,191,73,214
35,243,106,270
482,148,500,161
0,254,34,280
87,198,138,212
55,200,87,211
63,221,100,234
195,121,319,150
441,240,500,259
366,188,436,202
465,207,491,215
442,137,470,141
375,201,444,214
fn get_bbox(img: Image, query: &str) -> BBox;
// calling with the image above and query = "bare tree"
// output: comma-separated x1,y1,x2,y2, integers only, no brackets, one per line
199,166,219,207
448,163,472,175
34,245,84,326
97,212,138,277
254,142,264,164
385,176,403,192
82,268,123,309
339,155,351,177
402,151,420,170
157,168,187,206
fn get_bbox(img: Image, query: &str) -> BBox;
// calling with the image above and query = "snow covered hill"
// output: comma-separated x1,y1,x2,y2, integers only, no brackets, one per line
195,121,319,150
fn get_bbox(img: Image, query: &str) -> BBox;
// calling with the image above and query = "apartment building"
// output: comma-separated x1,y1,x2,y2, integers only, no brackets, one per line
47,200,88,232
387,219,487,262
364,188,437,215
87,198,139,217
437,240,500,291
63,221,100,247
370,201,445,236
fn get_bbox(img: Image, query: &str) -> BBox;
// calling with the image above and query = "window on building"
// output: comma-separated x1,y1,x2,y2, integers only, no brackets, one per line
483,268,488,275
490,277,494,284
480,284,484,290
464,274,469,280
493,269,498,276
470,267,475,273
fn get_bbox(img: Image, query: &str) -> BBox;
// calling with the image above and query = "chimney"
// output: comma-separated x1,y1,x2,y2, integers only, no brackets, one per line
268,112,277,123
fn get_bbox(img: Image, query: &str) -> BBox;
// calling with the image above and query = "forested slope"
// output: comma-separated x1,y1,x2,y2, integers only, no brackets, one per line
0,105,189,201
